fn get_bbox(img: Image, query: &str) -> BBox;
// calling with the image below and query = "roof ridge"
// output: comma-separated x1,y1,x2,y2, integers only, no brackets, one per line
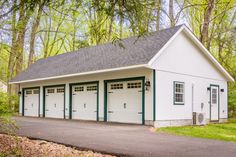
38,24,184,61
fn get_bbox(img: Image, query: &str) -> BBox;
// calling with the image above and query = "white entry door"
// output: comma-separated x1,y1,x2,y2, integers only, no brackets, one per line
107,81,142,124
45,87,64,118
24,88,39,117
210,85,219,121
72,84,97,120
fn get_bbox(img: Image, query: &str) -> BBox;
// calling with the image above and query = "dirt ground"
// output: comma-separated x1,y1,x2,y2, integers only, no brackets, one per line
0,134,116,157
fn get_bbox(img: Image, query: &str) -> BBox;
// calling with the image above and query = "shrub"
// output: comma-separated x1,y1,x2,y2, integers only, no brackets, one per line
0,92,19,134
228,89,236,118
0,92,18,115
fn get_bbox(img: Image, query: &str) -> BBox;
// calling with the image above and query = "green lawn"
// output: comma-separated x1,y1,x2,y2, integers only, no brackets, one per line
157,119,236,142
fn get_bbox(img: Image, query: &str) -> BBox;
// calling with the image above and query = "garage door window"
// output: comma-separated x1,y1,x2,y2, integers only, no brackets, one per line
111,83,123,90
26,90,32,95
87,85,97,91
47,89,54,93
174,82,184,105
127,82,141,89
33,89,39,94
74,86,83,92
57,88,64,93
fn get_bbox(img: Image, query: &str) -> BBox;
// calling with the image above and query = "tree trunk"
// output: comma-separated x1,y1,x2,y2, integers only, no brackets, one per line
7,0,17,95
119,3,123,38
200,0,215,46
169,0,175,27
15,1,27,76
28,4,43,67
156,0,162,31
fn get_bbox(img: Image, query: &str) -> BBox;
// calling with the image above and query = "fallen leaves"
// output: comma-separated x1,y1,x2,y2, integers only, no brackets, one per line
0,134,115,157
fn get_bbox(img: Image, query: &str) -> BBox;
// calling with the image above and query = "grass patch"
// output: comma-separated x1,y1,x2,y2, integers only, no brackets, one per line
157,119,236,142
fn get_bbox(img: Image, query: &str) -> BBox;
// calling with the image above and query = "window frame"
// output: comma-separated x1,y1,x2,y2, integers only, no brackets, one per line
173,81,185,105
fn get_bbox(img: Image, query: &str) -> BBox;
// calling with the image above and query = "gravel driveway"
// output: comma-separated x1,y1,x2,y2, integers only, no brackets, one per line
15,117,236,157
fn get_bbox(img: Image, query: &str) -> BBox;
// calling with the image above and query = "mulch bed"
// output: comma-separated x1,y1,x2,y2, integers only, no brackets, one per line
0,134,116,157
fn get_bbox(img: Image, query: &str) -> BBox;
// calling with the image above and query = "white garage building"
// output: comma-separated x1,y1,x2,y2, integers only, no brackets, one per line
10,25,234,127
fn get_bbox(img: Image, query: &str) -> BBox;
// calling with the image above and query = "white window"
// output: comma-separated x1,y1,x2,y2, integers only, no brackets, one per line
212,89,217,104
74,86,84,92
57,88,64,93
127,82,141,89
110,83,123,90
174,82,184,105
47,89,54,93
26,90,32,95
87,85,97,91
33,89,39,94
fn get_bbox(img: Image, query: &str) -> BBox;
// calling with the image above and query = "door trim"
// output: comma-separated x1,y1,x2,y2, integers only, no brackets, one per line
69,81,99,121
210,84,220,121
22,87,40,117
104,76,145,125
153,69,156,121
43,84,66,119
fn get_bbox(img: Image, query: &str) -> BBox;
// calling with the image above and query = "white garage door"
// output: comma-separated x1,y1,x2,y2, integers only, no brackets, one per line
107,81,142,124
71,84,97,120
45,86,64,118
24,88,39,117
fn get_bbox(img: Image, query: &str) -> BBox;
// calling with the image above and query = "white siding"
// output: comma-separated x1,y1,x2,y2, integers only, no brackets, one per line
155,71,227,120
19,68,154,122
152,31,228,122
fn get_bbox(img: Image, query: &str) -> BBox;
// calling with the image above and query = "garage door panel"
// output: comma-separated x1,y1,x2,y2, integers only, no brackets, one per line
24,89,39,117
107,81,142,124
45,87,64,118
72,84,97,120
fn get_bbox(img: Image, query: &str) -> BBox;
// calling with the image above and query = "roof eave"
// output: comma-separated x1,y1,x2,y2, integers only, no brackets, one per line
9,64,151,84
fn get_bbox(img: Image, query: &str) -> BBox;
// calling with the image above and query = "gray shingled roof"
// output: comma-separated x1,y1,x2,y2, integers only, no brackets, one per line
10,25,183,82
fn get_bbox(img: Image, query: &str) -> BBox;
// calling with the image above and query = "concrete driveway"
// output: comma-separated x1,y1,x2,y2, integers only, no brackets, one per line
15,117,236,157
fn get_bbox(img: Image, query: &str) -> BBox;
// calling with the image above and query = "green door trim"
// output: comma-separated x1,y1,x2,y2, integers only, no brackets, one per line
22,87,40,117
104,76,145,125
227,82,228,119
153,69,156,121
69,81,99,121
43,84,66,119
209,84,220,122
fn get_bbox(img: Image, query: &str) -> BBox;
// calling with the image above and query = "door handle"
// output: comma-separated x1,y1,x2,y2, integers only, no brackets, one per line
108,111,113,113
138,112,142,114
84,103,86,108
72,110,77,112
45,109,49,111
124,103,126,109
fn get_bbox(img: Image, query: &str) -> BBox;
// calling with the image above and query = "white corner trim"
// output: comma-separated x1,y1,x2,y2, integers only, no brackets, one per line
148,25,234,82
9,64,151,84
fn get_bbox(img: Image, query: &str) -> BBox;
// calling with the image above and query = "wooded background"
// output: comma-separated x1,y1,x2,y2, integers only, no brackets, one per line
0,0,235,116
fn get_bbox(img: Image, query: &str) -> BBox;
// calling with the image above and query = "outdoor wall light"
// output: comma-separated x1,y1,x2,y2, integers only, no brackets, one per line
220,89,224,92
18,91,21,96
145,80,151,90
207,87,211,91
